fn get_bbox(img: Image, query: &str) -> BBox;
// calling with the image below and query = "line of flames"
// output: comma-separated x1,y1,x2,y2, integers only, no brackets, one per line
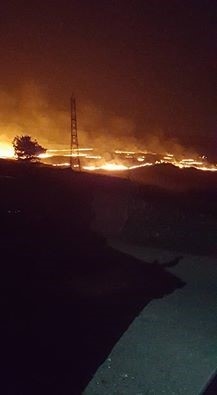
0,142,217,172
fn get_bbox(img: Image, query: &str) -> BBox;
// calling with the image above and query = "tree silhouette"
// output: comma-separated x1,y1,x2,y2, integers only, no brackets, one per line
13,135,46,160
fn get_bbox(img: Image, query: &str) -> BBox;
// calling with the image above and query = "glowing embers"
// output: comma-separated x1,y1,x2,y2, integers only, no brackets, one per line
52,163,69,167
1,140,217,173
83,163,128,171
38,152,53,159
83,161,154,172
37,148,217,173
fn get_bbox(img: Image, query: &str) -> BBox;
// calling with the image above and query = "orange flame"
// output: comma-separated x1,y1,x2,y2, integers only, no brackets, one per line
1,142,217,173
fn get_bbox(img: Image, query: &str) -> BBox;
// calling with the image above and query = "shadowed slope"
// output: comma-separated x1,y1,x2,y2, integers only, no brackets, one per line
0,161,185,394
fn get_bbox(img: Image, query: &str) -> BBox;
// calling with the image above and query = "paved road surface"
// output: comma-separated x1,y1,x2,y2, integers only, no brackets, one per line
84,242,217,395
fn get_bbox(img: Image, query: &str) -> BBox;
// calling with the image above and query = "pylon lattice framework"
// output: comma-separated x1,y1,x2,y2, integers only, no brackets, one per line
70,96,81,170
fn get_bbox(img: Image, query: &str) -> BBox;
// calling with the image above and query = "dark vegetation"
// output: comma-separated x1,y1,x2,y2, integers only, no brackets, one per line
1,158,216,394
13,135,46,160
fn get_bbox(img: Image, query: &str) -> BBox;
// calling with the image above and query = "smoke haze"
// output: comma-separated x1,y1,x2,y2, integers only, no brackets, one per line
0,1,216,160
0,82,201,161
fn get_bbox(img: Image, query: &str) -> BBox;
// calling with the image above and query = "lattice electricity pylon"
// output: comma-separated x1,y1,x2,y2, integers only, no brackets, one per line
70,96,81,171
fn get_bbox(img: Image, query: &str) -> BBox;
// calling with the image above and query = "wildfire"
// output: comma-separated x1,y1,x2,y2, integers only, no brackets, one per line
83,163,128,171
1,142,217,173
0,142,15,158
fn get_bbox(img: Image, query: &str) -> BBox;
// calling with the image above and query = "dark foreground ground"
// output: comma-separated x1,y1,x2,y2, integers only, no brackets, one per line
0,159,216,394
205,375,217,394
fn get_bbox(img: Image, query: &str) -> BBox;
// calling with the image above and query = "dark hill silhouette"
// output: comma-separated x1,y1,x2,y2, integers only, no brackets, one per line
129,163,217,191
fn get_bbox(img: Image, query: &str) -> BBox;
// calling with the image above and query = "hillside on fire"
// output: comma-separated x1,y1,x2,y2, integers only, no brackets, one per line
0,158,217,394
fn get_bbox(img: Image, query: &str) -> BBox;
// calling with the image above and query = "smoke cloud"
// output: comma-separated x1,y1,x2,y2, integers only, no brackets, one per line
0,81,199,159
0,82,69,150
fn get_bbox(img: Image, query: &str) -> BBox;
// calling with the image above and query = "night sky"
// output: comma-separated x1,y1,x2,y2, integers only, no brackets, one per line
0,1,216,157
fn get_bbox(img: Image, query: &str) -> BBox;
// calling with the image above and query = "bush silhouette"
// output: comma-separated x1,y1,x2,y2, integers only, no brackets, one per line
13,135,46,160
